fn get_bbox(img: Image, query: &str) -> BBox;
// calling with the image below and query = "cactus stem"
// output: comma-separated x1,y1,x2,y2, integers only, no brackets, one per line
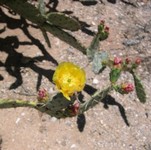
79,86,112,114
0,86,112,118
0,99,37,109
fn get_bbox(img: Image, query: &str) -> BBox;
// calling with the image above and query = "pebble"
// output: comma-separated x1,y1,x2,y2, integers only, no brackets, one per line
42,60,46,63
70,144,77,149
123,36,144,46
91,21,96,26
21,112,25,116
92,78,99,84
49,87,55,94
15,117,21,124
36,52,42,57
123,39,140,46
51,117,57,122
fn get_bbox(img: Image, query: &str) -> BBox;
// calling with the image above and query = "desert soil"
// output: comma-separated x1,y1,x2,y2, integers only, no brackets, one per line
0,0,151,150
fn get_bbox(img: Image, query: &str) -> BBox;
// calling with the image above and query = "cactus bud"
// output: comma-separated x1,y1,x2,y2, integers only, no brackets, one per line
121,83,134,94
98,20,105,31
100,20,105,25
104,26,109,33
135,58,141,65
97,20,109,40
131,57,142,69
114,57,122,65
68,100,80,116
37,88,49,103
125,57,131,64
114,83,134,94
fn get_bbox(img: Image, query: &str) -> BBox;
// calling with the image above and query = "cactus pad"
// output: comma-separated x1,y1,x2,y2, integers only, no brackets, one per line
132,72,146,103
46,12,80,31
92,51,108,74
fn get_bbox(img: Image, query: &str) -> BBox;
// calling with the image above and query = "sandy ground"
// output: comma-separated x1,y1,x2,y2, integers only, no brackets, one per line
0,0,151,150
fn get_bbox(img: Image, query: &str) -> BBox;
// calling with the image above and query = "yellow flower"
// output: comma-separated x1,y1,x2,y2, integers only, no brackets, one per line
53,62,86,100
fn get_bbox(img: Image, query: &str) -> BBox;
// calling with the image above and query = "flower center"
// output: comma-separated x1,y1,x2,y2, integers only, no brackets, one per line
67,78,71,83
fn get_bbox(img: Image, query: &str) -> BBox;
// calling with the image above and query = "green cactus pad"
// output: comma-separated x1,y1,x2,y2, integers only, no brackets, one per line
45,93,73,111
110,68,121,83
87,33,100,60
0,0,45,25
92,51,108,74
132,72,146,103
42,23,86,53
46,12,80,31
43,93,76,118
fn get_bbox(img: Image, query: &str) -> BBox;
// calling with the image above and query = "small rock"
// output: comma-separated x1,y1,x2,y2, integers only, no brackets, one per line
36,52,42,57
123,39,140,46
15,118,21,124
51,117,57,122
123,36,144,46
70,144,77,149
49,87,55,94
21,112,25,116
92,78,99,84
91,21,96,26
42,60,46,63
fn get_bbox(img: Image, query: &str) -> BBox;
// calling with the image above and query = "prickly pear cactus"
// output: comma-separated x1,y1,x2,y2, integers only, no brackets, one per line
0,1,147,122
0,0,86,53
36,86,112,118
